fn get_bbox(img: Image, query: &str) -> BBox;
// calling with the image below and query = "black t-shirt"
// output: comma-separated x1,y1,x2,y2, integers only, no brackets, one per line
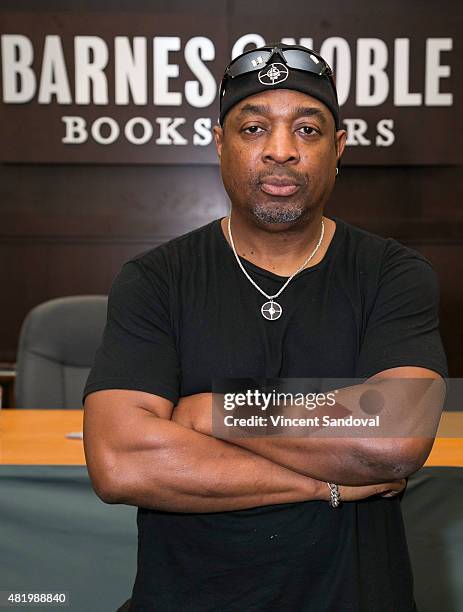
84,216,447,611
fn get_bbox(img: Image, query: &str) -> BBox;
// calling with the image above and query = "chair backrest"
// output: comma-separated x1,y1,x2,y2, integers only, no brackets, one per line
15,295,108,408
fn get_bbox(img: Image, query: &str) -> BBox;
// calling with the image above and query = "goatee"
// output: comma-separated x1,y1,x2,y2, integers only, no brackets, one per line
252,203,304,224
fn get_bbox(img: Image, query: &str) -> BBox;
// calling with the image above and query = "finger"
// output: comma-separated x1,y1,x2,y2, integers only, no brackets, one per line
380,485,405,497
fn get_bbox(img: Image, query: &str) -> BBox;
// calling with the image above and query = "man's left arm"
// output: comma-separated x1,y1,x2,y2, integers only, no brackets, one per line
172,367,445,486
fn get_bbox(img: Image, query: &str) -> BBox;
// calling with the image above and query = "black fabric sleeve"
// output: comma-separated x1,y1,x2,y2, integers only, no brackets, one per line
356,241,448,379
83,259,181,405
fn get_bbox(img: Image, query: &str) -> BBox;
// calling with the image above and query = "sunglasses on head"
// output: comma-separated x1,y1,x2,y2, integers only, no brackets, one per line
220,45,335,96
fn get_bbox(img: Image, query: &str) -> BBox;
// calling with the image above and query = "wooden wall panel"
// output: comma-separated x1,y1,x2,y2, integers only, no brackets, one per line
1,163,461,373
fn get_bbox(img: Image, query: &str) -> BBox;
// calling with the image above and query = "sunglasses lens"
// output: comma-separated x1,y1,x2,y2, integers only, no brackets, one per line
227,50,272,78
281,49,330,75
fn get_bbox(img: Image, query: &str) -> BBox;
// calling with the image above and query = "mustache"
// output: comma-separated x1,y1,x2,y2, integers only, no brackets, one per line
256,169,308,186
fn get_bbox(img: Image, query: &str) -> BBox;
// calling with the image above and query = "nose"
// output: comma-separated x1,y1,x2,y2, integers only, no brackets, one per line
262,125,299,165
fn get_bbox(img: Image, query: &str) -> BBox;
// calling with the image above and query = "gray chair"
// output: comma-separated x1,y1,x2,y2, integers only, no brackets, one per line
15,295,108,408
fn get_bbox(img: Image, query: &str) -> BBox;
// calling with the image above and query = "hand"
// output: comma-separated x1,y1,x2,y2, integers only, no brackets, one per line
320,479,407,502
171,393,213,434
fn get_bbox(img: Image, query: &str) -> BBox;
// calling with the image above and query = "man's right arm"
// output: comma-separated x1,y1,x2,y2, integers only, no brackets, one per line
84,389,404,512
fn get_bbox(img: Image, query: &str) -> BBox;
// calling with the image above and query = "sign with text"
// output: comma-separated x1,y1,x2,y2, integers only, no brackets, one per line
0,3,460,165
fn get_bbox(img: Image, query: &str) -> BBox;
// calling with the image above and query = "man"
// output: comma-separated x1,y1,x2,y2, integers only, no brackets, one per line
83,44,447,611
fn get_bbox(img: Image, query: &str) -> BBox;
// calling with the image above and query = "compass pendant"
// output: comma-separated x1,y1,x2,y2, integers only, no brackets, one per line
261,300,282,320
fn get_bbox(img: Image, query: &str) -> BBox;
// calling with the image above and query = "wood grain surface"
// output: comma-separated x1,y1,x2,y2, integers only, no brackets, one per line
0,410,84,465
1,410,462,467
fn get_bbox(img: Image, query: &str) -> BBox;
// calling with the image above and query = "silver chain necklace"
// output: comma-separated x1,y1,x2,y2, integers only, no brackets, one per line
227,215,325,320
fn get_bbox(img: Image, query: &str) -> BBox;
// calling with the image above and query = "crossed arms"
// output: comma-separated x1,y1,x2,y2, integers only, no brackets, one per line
83,366,445,513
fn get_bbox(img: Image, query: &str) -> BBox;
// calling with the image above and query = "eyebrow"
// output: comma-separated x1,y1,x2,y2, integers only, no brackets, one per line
294,106,328,125
237,104,328,125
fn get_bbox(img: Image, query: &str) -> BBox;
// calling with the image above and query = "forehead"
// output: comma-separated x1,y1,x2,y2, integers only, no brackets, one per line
230,89,332,124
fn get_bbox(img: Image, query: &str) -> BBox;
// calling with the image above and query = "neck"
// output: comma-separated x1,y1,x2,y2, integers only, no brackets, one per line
222,210,331,277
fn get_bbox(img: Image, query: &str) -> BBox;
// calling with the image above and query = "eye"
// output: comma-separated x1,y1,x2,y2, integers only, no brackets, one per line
298,126,320,136
243,125,264,135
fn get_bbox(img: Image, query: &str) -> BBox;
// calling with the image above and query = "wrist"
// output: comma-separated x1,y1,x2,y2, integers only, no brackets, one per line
301,477,330,501
317,479,331,501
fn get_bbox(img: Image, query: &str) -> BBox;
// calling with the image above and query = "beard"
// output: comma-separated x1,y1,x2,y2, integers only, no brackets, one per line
252,201,305,224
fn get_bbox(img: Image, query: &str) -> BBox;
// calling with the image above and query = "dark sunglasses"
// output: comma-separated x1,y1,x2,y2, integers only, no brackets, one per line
220,46,335,96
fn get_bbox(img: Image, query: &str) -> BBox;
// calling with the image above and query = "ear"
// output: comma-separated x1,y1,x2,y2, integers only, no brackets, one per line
335,129,347,164
213,125,224,160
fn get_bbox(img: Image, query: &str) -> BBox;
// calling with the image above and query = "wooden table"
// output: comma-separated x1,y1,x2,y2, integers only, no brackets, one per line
0,409,85,465
424,411,463,466
0,409,462,466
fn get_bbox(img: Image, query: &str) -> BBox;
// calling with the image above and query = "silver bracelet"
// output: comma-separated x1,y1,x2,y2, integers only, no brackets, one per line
327,482,341,508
